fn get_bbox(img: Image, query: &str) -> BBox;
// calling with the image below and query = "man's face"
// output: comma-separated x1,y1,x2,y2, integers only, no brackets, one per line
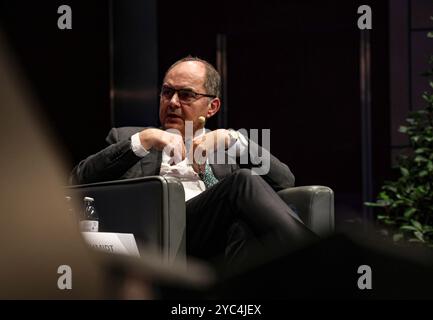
159,61,218,136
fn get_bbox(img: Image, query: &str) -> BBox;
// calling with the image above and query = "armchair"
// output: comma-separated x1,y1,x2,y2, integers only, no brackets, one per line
277,186,335,237
67,177,334,263
67,176,186,265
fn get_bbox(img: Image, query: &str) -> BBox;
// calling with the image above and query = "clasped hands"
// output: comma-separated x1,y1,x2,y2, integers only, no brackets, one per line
138,128,232,174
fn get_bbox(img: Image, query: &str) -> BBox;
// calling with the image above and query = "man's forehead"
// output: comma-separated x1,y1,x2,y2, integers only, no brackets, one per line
164,61,206,88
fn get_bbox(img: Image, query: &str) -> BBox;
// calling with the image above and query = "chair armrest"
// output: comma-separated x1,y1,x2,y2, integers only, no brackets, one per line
66,176,186,265
277,186,334,237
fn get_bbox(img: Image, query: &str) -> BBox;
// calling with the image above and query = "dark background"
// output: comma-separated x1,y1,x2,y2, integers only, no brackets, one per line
1,0,432,231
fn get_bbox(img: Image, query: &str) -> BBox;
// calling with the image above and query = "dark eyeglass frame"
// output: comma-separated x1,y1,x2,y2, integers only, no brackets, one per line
160,85,216,103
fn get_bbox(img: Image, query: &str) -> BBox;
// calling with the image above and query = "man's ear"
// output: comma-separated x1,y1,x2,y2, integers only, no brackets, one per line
206,98,221,119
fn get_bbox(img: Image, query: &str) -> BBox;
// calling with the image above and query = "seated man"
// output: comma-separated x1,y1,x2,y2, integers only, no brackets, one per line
71,56,316,271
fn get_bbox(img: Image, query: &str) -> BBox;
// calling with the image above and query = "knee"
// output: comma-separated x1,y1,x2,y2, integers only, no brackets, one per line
233,169,253,181
233,168,253,179
232,168,260,185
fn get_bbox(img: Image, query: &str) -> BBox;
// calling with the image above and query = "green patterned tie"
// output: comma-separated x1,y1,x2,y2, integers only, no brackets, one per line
200,163,219,189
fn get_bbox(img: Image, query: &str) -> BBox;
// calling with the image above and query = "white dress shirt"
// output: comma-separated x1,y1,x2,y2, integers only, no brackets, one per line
130,130,248,201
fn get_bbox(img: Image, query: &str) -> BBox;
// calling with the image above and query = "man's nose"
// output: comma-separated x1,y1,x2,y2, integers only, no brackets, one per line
169,92,181,108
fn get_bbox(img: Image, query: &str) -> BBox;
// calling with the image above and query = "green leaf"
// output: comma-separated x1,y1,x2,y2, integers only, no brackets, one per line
415,155,428,163
409,238,422,243
364,201,387,207
377,215,388,220
378,191,390,200
400,167,410,177
419,170,428,177
393,233,404,242
405,185,415,194
422,93,430,102
404,208,417,219
391,200,405,208
414,231,425,242
429,32,433,38
406,118,416,124
424,226,433,233
396,216,410,223
399,126,408,133
378,199,391,206
400,225,418,231
383,185,397,193
412,220,423,231
416,185,427,195
415,148,430,154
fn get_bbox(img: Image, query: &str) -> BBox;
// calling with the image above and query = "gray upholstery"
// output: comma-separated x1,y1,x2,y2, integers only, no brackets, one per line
67,176,186,265
67,178,334,265
278,186,335,237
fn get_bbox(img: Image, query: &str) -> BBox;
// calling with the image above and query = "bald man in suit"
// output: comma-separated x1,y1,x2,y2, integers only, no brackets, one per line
71,57,317,271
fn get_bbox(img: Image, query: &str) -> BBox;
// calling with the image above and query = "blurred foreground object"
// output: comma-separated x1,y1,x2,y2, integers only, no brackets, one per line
0,31,213,299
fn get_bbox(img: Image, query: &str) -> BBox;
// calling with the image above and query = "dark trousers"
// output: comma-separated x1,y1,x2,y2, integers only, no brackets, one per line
185,169,317,270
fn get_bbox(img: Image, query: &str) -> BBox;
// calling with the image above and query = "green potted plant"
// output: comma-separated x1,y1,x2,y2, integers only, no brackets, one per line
365,30,433,246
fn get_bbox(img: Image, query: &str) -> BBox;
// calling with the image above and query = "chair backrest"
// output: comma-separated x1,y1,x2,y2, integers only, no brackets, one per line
66,176,186,264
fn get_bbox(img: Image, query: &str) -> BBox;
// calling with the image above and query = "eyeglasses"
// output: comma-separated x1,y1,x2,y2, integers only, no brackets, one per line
160,85,216,104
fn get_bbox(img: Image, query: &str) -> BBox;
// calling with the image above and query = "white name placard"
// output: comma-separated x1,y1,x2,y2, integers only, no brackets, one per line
82,232,140,257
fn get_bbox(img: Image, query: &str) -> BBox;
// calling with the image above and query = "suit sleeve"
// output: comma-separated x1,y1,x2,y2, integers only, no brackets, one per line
70,128,143,185
239,138,295,191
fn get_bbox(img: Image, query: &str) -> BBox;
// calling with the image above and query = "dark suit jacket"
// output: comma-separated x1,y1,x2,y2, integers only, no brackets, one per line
70,127,295,191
